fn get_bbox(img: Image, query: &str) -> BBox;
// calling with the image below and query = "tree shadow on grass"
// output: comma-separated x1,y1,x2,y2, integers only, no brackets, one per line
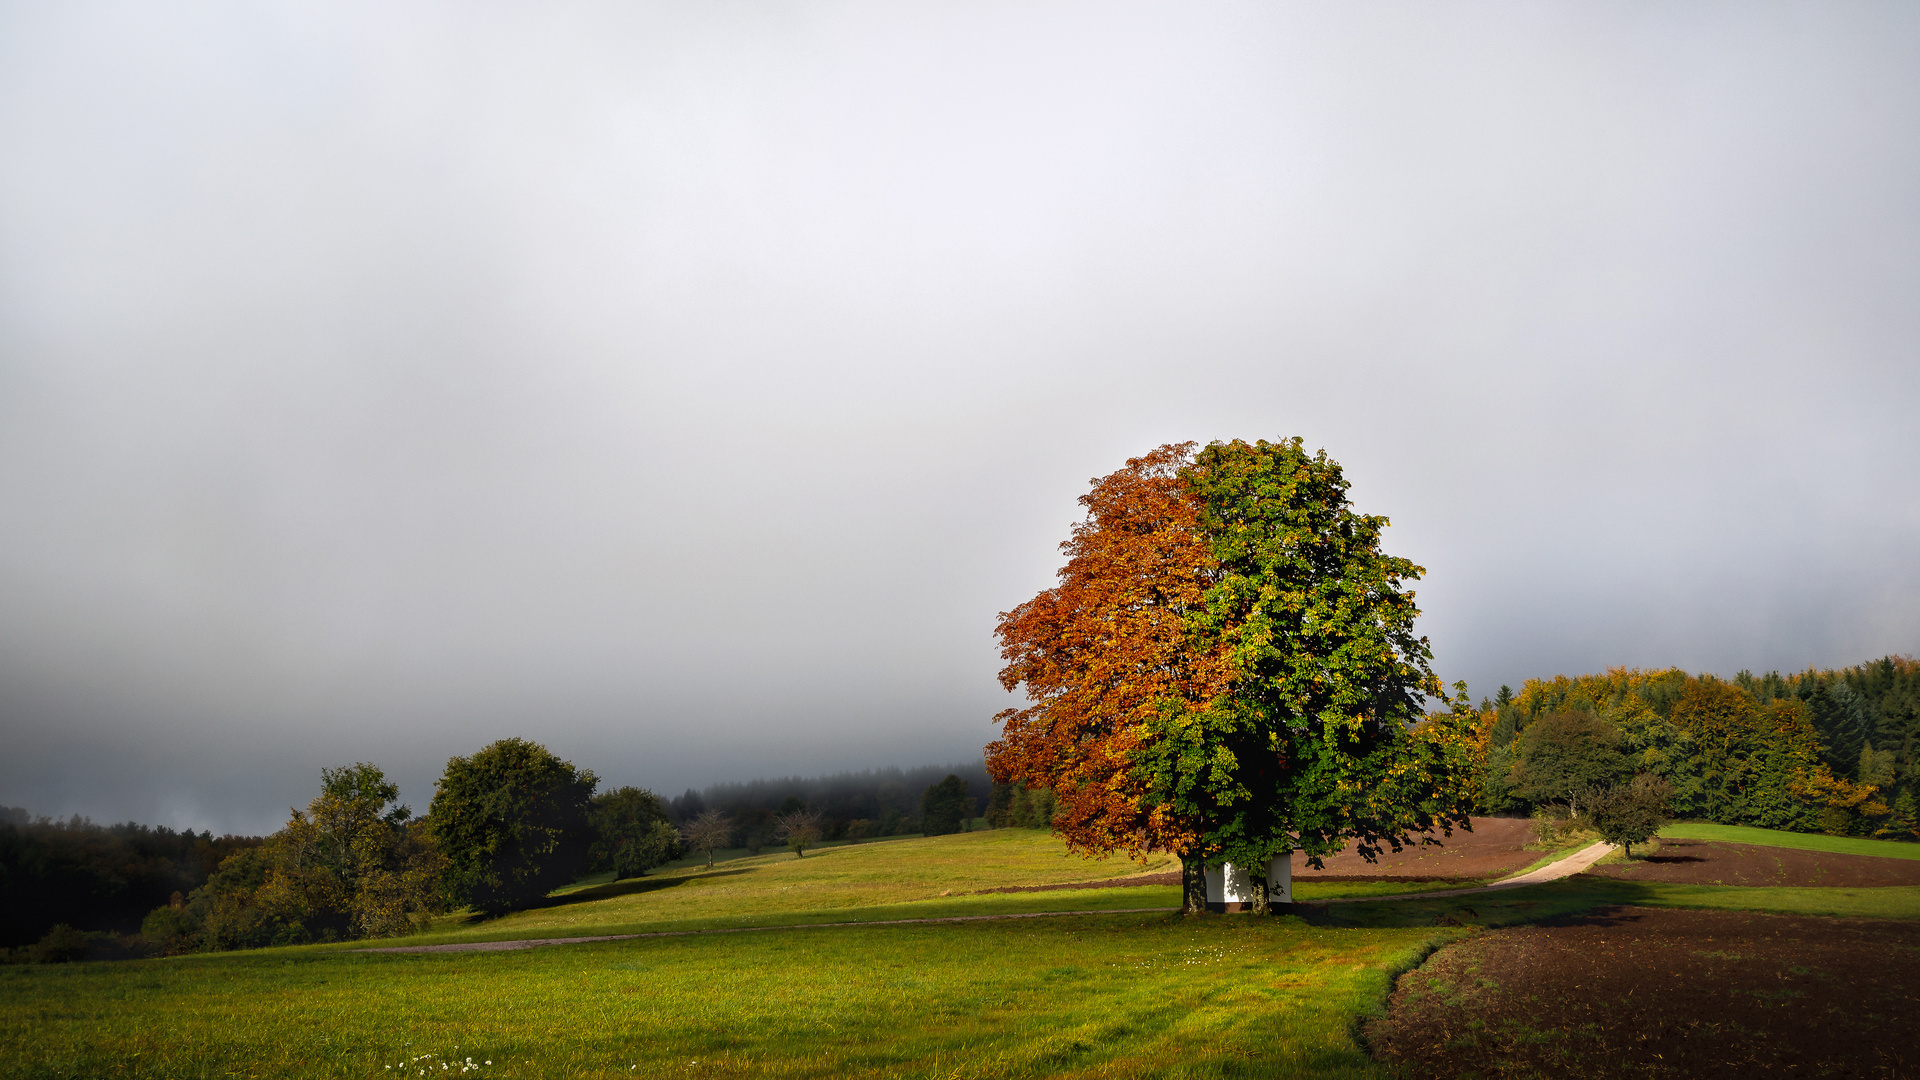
1293,877,1665,932
466,868,761,922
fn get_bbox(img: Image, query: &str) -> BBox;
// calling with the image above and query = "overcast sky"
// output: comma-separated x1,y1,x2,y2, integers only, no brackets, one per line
3,1,1917,835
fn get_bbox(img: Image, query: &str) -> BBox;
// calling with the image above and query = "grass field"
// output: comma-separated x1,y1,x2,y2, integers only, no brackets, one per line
1659,821,1920,860
0,913,1461,1080
408,831,1459,946
6,828,1919,1079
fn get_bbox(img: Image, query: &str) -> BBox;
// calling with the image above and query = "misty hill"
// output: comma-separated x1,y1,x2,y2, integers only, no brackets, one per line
667,761,993,844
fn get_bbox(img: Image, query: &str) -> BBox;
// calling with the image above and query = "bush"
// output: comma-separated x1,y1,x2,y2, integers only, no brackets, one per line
1528,807,1600,851
1585,774,1674,857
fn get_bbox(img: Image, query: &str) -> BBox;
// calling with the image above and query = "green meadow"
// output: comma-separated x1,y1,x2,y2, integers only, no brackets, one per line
1659,821,1920,860
5,828,1918,1079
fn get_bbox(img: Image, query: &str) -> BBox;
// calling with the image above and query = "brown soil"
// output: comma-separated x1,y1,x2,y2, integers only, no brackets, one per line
1369,906,1920,1078
1592,839,1920,887
1294,816,1539,881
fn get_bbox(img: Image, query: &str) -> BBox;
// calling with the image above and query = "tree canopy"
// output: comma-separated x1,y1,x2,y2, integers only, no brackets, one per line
988,439,1479,879
1507,712,1632,816
427,738,598,914
1586,774,1673,857
588,786,679,880
987,443,1226,860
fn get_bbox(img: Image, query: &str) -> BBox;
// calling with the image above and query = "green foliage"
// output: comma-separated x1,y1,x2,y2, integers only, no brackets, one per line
919,775,971,837
1507,712,1632,815
985,781,1015,827
1004,785,1058,828
1482,663,1911,840
1585,774,1673,857
1478,743,1521,814
428,739,598,914
1526,808,1600,852
141,764,445,954
1137,438,1475,870
587,787,678,880
1658,822,1920,860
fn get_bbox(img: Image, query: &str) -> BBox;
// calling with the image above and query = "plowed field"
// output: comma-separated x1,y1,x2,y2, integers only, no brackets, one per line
1369,905,1920,1078
1593,838,1920,887
1295,815,1538,881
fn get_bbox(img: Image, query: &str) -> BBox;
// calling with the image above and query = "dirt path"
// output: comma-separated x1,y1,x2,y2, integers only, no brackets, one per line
1312,840,1617,904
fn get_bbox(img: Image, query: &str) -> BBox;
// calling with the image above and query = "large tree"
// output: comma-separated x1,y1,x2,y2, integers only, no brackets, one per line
1507,711,1633,817
428,739,598,914
990,439,1478,911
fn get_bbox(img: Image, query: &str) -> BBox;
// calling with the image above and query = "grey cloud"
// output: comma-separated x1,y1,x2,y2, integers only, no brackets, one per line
1,1,1915,833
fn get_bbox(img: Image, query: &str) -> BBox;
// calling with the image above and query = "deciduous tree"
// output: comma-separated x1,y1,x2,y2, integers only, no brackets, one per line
589,786,680,880
679,810,732,868
427,739,597,914
1136,438,1477,886
772,808,824,856
1507,712,1633,818
990,439,1480,911
1585,774,1673,858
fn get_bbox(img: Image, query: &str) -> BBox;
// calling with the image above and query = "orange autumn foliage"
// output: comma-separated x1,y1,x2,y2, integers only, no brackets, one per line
985,444,1231,861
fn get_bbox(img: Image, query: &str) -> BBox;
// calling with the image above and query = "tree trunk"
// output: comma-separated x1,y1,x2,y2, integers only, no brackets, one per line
1180,856,1207,914
1249,877,1269,916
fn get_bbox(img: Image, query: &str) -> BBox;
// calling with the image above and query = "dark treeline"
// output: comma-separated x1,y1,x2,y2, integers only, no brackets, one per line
0,809,264,948
2,754,1010,960
1476,655,1917,838
668,761,992,851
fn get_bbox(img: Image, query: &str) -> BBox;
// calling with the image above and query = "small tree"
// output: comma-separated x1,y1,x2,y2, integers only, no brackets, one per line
1509,712,1633,818
772,808,824,857
920,775,971,836
1586,774,1674,858
427,739,597,914
679,810,732,868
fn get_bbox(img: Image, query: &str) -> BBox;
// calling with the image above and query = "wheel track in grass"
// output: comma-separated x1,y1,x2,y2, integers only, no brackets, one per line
359,843,1618,954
